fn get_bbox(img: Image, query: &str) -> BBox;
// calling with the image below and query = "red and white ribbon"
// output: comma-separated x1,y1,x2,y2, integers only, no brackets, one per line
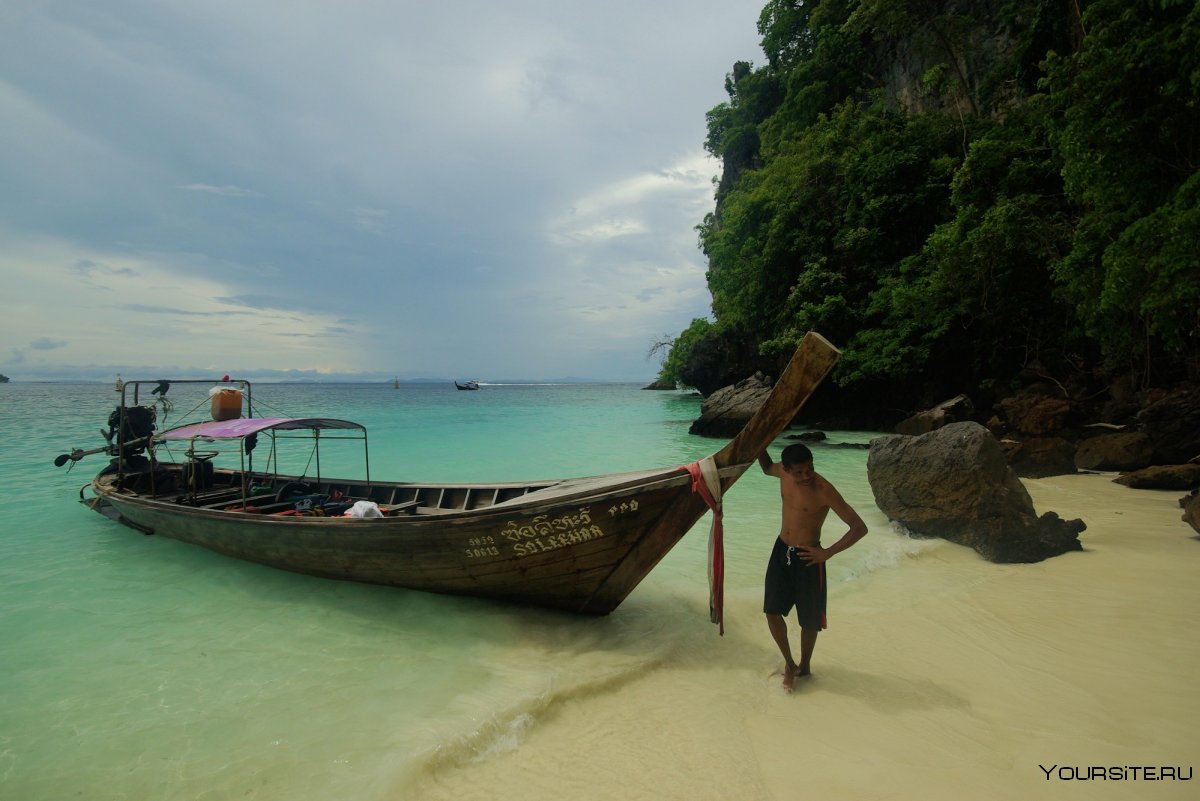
684,457,724,635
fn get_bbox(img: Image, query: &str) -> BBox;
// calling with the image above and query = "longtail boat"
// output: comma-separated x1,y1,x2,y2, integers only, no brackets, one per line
67,333,839,614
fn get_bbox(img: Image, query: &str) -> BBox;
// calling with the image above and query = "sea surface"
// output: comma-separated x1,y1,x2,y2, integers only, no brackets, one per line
0,380,929,799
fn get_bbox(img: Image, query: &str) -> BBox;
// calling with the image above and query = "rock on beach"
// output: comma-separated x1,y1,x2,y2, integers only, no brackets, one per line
867,421,1085,562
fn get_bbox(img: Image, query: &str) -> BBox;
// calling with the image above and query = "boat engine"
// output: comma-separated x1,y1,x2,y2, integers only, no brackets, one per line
106,405,156,458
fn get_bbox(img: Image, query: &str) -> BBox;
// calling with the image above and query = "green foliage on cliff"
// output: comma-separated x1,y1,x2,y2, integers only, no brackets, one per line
657,318,712,387
684,0,1199,397
1044,0,1200,380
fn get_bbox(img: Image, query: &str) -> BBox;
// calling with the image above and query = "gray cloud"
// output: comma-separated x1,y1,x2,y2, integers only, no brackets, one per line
73,259,137,278
0,0,764,380
178,184,263,198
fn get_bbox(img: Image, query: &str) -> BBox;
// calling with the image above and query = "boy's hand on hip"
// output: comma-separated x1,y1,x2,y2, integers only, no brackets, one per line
797,544,829,565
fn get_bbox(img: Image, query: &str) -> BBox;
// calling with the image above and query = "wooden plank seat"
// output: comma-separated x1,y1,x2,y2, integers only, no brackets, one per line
211,498,421,516
378,500,420,515
208,495,329,515
263,499,418,517
170,487,242,506
202,495,275,510
182,492,422,516
413,506,464,516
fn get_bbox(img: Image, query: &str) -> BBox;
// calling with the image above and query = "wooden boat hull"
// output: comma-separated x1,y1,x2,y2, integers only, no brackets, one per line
94,465,738,615
86,332,841,614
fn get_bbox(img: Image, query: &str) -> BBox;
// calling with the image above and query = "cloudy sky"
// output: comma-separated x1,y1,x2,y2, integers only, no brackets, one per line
1,0,766,382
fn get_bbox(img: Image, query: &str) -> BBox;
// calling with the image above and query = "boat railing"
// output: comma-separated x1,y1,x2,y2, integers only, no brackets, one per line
117,377,254,412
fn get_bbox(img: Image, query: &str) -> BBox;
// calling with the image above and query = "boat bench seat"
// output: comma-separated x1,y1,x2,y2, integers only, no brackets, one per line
170,488,242,506
378,500,420,515
198,496,422,516
202,494,266,509
232,500,296,514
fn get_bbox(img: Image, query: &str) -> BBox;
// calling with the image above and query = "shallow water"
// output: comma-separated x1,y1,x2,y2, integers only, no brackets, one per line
0,380,925,799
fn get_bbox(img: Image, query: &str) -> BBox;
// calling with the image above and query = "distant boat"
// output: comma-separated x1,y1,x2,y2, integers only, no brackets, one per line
393,377,400,389
455,380,480,391
65,333,841,615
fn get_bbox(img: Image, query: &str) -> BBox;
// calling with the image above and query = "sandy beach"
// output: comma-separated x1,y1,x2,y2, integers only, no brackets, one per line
412,473,1199,800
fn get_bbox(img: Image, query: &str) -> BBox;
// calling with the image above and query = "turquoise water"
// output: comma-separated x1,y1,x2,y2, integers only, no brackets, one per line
0,381,919,799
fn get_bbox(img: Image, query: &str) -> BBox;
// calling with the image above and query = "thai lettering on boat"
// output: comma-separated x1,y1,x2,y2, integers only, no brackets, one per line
502,508,592,542
510,524,606,557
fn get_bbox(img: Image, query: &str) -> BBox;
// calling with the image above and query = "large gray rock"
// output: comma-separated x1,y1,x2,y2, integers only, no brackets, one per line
867,422,1085,562
688,372,773,438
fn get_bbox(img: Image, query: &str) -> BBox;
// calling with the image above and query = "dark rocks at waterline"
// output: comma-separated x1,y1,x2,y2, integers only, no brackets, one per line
641,378,678,390
1074,432,1154,472
984,382,1200,468
690,372,873,441
784,431,872,449
995,394,1073,436
1181,491,1200,536
1114,464,1200,491
1138,386,1200,465
894,394,974,435
688,372,774,439
999,436,1078,479
867,422,1085,563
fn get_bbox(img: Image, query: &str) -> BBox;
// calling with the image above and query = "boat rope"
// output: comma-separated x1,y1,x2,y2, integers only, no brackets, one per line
246,395,295,419
683,456,724,636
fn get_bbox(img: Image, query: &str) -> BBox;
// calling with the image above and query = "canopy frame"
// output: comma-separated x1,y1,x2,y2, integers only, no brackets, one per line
108,378,371,505
155,417,372,504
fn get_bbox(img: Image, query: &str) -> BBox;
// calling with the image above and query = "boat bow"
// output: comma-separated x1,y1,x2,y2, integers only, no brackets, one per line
712,331,841,475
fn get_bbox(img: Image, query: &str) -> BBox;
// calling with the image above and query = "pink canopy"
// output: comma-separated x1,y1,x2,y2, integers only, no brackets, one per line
158,417,365,441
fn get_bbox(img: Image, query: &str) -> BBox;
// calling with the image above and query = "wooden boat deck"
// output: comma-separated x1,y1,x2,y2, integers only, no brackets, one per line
125,463,697,520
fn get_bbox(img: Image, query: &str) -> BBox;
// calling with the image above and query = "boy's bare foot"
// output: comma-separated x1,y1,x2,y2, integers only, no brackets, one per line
797,665,811,678
782,663,797,691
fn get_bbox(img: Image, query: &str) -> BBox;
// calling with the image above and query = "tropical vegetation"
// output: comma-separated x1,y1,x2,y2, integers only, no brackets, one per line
659,0,1198,417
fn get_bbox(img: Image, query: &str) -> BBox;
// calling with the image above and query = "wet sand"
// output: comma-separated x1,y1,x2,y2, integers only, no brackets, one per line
412,473,1199,800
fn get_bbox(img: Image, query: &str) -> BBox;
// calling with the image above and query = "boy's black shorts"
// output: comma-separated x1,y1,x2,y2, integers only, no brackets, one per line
763,537,827,630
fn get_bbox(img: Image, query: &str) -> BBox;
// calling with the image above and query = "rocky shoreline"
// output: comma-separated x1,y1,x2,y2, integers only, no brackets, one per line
684,369,1200,543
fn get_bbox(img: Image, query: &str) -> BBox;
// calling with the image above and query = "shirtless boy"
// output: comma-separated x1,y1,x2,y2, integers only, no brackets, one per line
758,443,867,691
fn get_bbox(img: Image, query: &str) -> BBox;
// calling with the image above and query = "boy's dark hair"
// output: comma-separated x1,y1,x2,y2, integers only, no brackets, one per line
780,443,813,467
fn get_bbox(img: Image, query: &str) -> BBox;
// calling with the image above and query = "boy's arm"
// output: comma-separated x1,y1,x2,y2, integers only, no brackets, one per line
798,485,868,564
758,450,783,477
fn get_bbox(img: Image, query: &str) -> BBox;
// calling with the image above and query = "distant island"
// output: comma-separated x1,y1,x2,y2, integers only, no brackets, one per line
0,373,9,383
